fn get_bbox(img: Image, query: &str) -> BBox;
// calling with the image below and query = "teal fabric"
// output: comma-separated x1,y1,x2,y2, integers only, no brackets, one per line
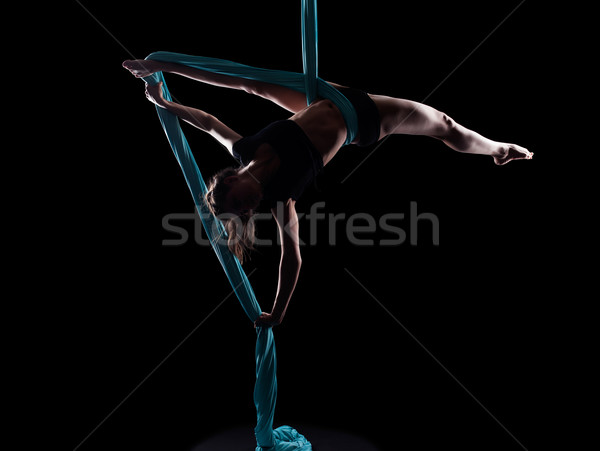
142,49,358,144
137,1,346,449
301,0,319,105
141,71,312,450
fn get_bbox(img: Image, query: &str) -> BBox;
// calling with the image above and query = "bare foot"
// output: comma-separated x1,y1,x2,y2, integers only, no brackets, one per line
122,59,160,78
493,144,533,166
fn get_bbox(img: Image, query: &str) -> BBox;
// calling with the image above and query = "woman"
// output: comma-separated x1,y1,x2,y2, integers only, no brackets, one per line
123,59,532,328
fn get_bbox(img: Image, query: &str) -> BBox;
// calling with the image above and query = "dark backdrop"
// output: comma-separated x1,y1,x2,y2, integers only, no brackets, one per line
27,1,580,450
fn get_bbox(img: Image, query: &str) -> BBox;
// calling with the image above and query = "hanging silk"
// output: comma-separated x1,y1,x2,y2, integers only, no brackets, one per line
138,1,351,449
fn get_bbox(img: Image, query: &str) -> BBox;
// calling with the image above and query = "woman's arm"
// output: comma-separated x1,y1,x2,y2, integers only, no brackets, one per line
145,82,242,153
254,200,302,328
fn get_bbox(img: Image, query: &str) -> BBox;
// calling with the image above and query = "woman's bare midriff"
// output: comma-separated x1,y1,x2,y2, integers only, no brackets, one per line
290,99,348,166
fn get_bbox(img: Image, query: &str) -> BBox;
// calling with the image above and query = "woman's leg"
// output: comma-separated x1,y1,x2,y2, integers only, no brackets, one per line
123,59,308,114
369,94,532,165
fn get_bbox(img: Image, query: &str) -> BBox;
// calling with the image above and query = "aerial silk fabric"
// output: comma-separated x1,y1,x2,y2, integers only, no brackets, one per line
139,1,348,449
142,50,358,145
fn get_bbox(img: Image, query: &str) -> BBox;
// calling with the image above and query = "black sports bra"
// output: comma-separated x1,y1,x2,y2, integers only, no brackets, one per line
232,120,324,206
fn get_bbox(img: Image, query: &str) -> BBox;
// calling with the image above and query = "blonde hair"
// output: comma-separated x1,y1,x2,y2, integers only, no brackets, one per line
204,167,256,263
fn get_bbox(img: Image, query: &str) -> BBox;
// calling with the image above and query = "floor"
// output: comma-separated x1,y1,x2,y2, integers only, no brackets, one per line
190,425,382,451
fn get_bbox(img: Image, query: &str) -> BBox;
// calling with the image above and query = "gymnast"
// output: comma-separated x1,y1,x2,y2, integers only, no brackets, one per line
123,59,532,328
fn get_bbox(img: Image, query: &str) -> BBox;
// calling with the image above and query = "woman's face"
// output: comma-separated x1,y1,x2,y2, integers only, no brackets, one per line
224,175,261,214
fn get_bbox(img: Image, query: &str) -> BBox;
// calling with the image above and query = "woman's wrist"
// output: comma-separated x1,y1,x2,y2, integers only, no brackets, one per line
156,95,175,110
270,307,284,323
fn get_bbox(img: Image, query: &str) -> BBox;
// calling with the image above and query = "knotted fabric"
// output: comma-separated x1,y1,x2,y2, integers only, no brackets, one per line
138,1,353,449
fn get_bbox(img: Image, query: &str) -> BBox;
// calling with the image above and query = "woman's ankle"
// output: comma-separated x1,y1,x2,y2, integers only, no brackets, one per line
492,144,509,159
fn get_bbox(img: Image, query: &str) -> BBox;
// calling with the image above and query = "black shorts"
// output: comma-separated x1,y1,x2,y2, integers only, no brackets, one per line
337,87,381,147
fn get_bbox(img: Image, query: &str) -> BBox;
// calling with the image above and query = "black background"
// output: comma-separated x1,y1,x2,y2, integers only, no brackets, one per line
21,1,587,450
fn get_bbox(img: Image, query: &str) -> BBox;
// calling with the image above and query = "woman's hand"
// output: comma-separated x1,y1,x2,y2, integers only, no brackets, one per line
145,81,168,108
254,312,282,328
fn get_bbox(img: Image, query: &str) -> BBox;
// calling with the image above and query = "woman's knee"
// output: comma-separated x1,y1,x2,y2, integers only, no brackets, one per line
242,79,263,96
434,112,457,139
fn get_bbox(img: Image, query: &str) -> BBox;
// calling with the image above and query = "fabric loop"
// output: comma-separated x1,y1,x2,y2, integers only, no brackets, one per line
142,52,358,145
138,2,344,449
